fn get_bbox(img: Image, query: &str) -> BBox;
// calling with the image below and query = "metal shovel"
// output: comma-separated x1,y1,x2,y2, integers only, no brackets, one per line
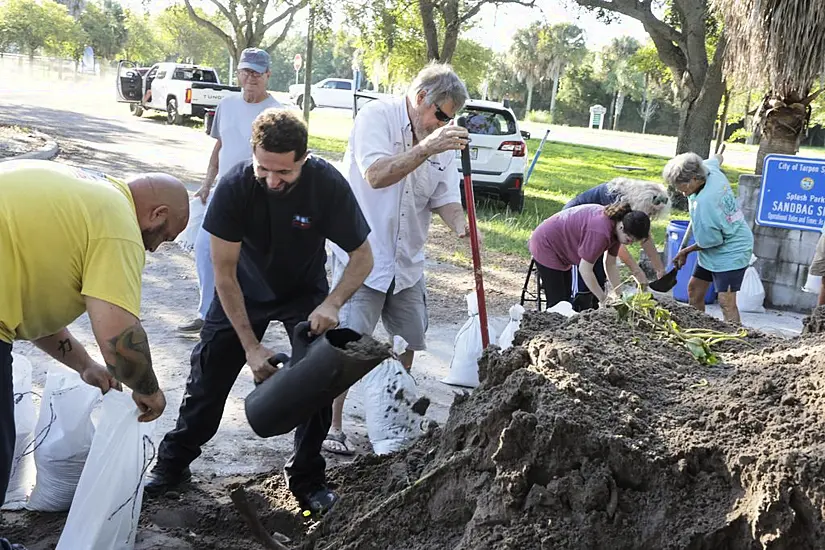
648,221,692,293
648,267,678,292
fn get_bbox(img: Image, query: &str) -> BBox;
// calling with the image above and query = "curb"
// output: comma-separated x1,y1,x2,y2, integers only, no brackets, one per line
0,131,59,163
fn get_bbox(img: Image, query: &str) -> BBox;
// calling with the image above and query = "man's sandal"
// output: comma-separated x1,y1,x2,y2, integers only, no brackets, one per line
322,430,355,456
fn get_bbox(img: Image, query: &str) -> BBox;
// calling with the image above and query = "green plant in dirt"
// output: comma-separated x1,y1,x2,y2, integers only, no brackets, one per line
614,291,747,365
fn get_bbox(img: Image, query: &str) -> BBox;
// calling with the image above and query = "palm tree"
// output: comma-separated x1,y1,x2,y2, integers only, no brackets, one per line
541,23,586,121
511,22,544,113
599,37,643,132
712,0,825,173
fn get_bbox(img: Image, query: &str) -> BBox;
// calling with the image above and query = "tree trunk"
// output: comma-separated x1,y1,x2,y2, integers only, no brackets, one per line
302,6,315,128
612,92,625,131
607,91,617,130
440,22,459,63
525,80,534,113
754,95,808,174
549,67,561,123
418,0,440,60
714,86,730,153
674,63,725,158
641,74,650,135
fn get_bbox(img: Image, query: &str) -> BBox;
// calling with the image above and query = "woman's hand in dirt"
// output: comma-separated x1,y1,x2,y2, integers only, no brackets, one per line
80,361,122,394
308,302,340,335
246,344,279,384
132,389,166,422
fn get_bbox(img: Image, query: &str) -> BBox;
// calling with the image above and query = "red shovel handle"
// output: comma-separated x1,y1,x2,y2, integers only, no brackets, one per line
457,117,489,348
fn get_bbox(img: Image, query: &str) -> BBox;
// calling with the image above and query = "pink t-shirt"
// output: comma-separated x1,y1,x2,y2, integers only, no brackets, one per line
529,204,621,270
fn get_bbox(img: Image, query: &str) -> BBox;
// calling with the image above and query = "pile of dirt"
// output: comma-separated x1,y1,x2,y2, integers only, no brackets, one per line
802,305,825,334
294,300,825,550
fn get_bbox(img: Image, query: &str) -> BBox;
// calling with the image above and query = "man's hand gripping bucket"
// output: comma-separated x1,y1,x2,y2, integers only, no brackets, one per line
245,322,392,437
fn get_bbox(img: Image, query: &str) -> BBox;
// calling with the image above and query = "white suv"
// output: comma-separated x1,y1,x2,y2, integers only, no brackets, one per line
458,100,527,212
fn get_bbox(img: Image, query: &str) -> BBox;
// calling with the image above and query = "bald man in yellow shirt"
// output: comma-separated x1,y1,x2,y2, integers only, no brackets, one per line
0,161,189,539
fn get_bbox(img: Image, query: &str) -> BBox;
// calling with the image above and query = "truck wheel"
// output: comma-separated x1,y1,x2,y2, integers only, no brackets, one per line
166,98,183,125
297,95,316,111
130,104,143,117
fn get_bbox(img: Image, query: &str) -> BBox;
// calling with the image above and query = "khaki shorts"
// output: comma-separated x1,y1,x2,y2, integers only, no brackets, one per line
331,256,428,351
811,234,825,277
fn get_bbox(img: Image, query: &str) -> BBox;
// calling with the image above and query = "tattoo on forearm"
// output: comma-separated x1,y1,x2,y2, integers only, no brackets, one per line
58,339,72,358
105,325,159,395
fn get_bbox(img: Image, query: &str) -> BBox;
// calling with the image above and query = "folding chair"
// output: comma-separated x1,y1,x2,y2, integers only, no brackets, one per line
520,258,545,311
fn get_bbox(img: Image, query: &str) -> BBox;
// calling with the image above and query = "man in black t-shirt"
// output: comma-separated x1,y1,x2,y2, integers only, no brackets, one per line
145,109,373,516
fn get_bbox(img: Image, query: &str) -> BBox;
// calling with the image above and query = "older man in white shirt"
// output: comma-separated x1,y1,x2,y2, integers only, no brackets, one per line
325,62,476,454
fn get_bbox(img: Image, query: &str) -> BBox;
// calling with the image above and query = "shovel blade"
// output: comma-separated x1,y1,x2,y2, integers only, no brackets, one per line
649,268,678,292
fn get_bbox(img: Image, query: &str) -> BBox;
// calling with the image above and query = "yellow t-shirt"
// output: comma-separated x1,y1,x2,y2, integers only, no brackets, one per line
0,160,146,343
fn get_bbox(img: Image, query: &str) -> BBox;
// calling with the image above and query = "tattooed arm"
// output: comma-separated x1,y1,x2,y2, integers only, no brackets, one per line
33,328,121,393
84,296,166,422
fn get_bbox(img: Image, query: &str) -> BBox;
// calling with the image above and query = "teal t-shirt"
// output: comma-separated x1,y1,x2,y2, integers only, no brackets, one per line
688,158,754,272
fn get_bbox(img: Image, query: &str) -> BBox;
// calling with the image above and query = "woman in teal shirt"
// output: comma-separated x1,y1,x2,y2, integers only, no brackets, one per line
662,151,754,324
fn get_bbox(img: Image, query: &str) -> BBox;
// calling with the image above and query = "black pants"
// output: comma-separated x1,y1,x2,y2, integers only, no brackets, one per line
156,293,330,497
534,261,573,310
1,340,15,548
572,253,607,311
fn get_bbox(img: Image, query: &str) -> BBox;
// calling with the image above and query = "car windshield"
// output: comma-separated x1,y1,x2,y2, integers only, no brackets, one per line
173,68,218,83
461,108,516,136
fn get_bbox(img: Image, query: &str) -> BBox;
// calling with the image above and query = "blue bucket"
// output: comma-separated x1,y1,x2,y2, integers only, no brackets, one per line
666,220,716,304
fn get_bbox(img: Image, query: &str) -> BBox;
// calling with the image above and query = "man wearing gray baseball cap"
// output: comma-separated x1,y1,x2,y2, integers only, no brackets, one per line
176,47,281,335
238,47,271,73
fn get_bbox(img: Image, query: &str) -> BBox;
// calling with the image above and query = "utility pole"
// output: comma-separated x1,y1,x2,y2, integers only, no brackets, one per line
302,5,315,128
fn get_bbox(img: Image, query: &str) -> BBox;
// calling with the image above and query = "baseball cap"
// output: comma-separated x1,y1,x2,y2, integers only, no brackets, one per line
238,48,271,73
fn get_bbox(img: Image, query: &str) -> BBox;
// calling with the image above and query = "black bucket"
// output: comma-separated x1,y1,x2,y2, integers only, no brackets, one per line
245,322,391,438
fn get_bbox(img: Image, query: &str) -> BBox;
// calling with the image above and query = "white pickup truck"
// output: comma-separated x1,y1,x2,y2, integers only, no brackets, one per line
116,61,240,125
289,78,354,110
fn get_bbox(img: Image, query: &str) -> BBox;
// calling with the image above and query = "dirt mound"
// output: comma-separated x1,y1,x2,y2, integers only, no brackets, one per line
299,301,825,550
803,305,825,334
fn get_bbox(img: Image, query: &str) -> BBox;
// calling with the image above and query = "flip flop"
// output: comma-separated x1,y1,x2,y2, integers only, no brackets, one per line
322,430,355,456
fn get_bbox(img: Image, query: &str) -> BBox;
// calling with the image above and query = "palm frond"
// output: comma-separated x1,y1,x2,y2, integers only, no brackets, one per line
712,0,825,98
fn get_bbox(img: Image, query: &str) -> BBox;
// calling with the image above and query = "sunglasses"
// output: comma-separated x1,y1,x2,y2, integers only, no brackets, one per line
434,103,453,123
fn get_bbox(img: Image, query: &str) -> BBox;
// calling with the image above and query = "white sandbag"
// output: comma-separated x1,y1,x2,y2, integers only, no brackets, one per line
737,256,765,313
737,267,765,313
443,293,497,389
26,366,101,512
2,354,37,510
498,304,525,351
174,196,206,253
57,391,154,550
548,300,577,318
363,336,424,455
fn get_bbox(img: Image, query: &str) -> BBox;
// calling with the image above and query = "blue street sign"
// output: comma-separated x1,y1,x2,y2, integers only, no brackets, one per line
757,154,825,232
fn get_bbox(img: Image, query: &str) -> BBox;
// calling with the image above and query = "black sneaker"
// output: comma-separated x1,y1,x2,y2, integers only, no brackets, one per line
295,486,339,517
144,464,192,496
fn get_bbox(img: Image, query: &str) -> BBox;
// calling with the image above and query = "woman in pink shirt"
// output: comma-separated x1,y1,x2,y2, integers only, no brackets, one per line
528,202,651,308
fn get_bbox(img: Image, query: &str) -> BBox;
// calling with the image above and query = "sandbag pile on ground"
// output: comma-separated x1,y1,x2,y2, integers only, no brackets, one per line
303,299,825,550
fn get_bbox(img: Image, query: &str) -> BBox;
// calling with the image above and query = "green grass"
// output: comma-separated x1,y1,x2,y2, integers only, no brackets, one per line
302,120,752,259
478,140,749,257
